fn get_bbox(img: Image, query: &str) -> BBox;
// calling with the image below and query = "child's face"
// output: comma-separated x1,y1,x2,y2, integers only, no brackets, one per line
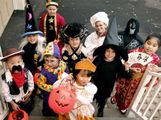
143,37,159,55
104,48,116,62
27,34,38,44
44,55,59,68
47,5,58,16
68,37,81,48
95,21,107,35
76,70,91,86
5,55,24,73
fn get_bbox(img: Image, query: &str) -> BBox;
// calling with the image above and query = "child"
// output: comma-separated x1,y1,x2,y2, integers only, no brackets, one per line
118,18,143,51
39,0,65,51
53,59,97,120
92,16,131,117
112,33,161,114
0,48,34,114
20,0,46,75
60,22,88,73
36,42,67,116
82,11,109,60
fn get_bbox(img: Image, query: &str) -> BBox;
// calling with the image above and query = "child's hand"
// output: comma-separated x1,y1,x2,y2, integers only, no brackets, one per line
10,101,20,111
124,62,130,71
23,91,32,102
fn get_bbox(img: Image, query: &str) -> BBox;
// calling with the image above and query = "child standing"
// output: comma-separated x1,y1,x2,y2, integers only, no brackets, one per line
0,48,34,114
53,59,97,120
20,0,46,75
60,22,88,73
92,16,131,117
39,0,65,51
36,42,67,116
82,12,109,60
112,33,161,114
118,18,143,51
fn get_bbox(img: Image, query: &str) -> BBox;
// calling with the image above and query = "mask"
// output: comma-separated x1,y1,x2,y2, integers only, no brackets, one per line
11,65,22,73
129,22,136,35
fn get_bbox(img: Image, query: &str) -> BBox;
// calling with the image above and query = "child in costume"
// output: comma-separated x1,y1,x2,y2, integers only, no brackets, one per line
92,16,131,117
53,59,97,120
112,33,161,114
20,0,46,75
36,42,67,116
39,0,65,51
118,18,143,51
60,22,88,73
82,11,109,60
0,48,34,114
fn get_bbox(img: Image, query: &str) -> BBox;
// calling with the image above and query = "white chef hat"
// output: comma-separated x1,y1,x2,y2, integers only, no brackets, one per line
90,11,109,28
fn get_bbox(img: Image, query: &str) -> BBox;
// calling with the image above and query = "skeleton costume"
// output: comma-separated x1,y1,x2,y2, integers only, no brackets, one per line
118,18,143,51
60,22,88,73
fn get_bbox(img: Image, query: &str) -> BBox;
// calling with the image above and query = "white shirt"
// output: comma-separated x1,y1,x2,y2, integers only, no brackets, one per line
1,69,34,102
82,32,105,57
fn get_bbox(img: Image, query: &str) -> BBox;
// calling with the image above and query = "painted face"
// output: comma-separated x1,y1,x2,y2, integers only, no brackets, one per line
47,5,58,16
104,48,116,62
95,21,107,36
76,70,92,86
143,37,159,55
44,55,59,68
68,37,81,49
5,55,24,73
27,34,38,44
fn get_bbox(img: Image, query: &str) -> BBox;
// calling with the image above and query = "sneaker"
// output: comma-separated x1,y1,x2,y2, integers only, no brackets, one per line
110,96,116,104
97,110,104,117
119,109,127,114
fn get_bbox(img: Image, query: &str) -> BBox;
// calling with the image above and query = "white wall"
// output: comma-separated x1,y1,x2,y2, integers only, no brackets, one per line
0,0,25,37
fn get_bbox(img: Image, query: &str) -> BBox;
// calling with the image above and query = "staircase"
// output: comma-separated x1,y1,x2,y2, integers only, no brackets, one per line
29,96,140,120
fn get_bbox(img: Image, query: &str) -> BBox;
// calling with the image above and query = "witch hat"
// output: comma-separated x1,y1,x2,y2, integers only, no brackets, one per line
21,0,43,38
93,16,128,61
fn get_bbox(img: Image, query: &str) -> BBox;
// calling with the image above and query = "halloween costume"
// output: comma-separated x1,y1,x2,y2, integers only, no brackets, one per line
93,16,131,117
82,12,109,57
118,18,143,51
114,47,160,112
21,0,46,75
60,22,88,73
39,0,65,51
1,68,34,114
36,42,67,116
0,48,34,114
52,59,97,120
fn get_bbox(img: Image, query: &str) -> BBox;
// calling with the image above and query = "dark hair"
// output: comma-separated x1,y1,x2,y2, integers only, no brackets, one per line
73,69,94,80
103,45,121,60
145,33,161,47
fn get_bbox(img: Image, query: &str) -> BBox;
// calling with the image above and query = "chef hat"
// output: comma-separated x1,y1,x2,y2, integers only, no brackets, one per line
90,12,109,28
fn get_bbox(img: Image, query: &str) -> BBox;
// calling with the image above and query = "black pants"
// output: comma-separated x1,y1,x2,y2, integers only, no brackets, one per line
8,97,34,115
42,101,58,117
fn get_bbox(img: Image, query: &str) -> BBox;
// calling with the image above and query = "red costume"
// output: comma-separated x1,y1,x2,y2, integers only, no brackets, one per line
39,11,65,52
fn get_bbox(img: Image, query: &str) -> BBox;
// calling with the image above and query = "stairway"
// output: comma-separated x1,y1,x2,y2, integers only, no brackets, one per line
29,96,140,120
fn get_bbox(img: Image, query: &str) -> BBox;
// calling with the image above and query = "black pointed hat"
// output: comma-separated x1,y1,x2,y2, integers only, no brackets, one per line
93,16,128,61
21,0,43,38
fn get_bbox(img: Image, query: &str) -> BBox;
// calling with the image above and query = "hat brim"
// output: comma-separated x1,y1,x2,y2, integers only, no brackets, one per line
21,31,43,38
93,44,128,61
0,50,24,61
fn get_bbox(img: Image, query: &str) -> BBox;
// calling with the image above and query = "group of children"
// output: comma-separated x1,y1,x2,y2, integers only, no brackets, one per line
0,0,161,119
